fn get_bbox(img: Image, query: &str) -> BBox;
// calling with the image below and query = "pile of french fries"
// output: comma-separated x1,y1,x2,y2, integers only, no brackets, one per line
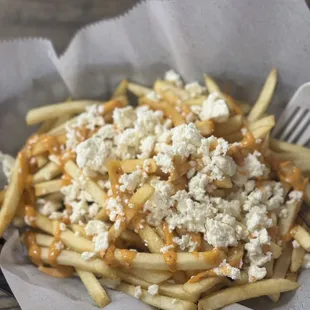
1,68,310,310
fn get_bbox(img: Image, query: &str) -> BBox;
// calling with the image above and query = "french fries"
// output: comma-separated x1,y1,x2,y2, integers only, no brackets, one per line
1,69,310,309
248,68,278,122
198,279,299,310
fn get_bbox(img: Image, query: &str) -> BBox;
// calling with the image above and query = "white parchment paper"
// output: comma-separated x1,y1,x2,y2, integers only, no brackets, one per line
1,0,310,309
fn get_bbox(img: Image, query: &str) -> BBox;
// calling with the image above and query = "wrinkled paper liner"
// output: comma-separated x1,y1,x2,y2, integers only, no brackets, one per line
1,0,310,309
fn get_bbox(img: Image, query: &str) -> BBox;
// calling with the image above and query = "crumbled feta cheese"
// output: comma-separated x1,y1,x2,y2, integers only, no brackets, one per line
96,124,116,140
139,136,156,159
75,104,105,131
185,82,205,98
81,251,96,261
244,151,269,179
69,200,88,224
147,284,159,296
200,93,230,123
172,235,198,252
106,198,124,222
287,190,303,203
88,203,100,218
54,241,64,251
154,153,173,174
248,264,267,282
85,220,109,236
38,200,62,216
188,172,208,201
146,91,161,102
212,259,241,280
245,238,272,267
134,286,142,299
160,245,175,253
292,240,301,248
144,180,174,226
119,170,147,193
245,206,273,232
76,136,115,174
49,212,63,220
113,106,136,130
164,70,183,87
0,151,15,181
59,223,66,231
93,232,109,252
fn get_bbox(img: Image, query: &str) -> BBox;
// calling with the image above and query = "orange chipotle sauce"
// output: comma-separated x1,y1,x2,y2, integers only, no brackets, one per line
120,249,137,268
24,231,42,266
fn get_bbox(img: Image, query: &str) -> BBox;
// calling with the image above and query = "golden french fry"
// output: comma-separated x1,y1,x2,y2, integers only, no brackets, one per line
279,201,301,236
286,272,298,282
40,247,118,279
198,279,299,310
0,190,5,205
248,68,277,122
154,80,189,101
183,277,224,296
248,115,275,132
120,159,157,173
204,75,221,93
128,82,152,96
76,269,110,307
213,177,233,189
108,184,154,242
251,125,274,140
213,115,243,137
290,246,305,273
113,249,226,271
238,102,252,115
270,138,310,155
33,161,62,183
116,269,198,302
0,157,23,237
291,225,310,252
26,100,100,125
112,79,128,98
117,283,196,310
265,259,274,278
129,268,172,284
137,224,164,253
195,120,214,137
51,114,73,129
270,242,282,259
223,131,243,143
183,96,206,106
31,135,66,156
36,119,56,134
269,245,292,302
34,179,63,196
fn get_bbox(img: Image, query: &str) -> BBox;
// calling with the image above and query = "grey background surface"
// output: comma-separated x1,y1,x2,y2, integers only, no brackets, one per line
0,0,141,54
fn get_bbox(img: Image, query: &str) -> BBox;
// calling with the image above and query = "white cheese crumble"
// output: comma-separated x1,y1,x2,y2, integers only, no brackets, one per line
164,70,183,87
147,284,159,296
113,106,137,130
54,241,64,251
292,240,300,248
303,254,310,269
243,151,269,179
160,245,174,253
93,232,109,252
172,235,198,252
38,200,62,216
185,82,205,98
81,252,96,261
0,151,15,181
106,198,124,222
59,223,67,231
134,286,142,299
119,170,148,193
248,264,267,282
212,260,241,280
76,136,115,174
146,91,161,102
85,220,109,236
200,93,230,123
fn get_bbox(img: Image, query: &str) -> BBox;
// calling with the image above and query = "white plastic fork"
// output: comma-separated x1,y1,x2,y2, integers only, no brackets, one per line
272,82,310,147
